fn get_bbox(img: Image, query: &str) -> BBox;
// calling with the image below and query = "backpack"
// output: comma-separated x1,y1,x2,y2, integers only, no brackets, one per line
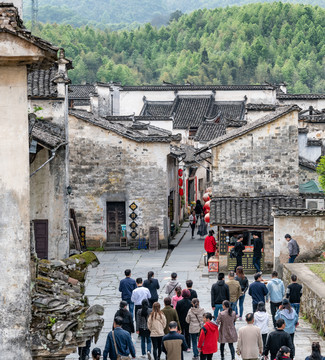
230,247,237,259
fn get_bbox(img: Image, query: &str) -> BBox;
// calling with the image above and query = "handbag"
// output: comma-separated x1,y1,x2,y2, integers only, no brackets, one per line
112,330,130,360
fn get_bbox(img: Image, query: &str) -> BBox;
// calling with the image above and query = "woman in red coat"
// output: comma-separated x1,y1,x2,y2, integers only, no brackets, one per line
198,312,219,360
204,230,216,261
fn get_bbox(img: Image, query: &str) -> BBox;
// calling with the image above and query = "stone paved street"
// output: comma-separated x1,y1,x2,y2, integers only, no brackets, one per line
67,225,325,360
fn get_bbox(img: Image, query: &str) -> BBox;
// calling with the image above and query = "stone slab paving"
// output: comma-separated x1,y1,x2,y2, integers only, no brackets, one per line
67,226,325,359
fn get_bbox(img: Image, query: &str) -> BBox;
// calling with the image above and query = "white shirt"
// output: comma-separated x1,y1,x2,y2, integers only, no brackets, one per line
131,286,151,305
254,311,269,334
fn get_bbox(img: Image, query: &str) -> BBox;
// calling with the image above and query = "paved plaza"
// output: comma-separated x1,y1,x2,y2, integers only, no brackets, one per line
67,225,325,360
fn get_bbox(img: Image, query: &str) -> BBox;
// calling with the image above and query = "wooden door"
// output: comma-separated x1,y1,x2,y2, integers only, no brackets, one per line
34,220,48,259
106,202,126,243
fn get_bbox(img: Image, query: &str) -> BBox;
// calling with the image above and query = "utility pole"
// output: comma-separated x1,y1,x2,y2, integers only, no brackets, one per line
31,0,38,31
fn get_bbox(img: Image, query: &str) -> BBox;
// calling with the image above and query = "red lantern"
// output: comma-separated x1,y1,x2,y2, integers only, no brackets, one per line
205,200,211,210
204,212,210,223
178,178,183,186
179,188,184,196
203,193,210,202
178,169,183,177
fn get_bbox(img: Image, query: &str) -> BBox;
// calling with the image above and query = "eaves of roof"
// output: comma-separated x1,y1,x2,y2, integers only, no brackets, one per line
121,84,276,91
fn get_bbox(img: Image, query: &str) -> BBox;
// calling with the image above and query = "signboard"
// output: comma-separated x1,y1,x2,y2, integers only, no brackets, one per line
79,226,86,249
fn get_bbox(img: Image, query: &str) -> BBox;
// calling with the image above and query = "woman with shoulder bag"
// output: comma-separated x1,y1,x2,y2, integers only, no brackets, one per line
186,298,205,360
148,302,167,360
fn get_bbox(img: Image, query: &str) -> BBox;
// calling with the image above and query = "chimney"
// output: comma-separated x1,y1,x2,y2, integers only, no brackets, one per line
90,93,99,116
0,1,23,17
279,82,287,94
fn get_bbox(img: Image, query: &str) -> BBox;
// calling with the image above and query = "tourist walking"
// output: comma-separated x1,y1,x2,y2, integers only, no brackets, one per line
172,286,183,309
186,298,205,360
91,348,101,360
189,211,197,238
186,279,198,300
148,302,167,360
176,289,192,351
275,346,292,360
267,270,285,328
264,319,294,360
235,266,249,321
165,272,181,299
113,301,134,334
161,297,181,334
234,234,245,271
252,232,263,272
226,270,241,311
211,272,230,319
119,269,137,316
194,200,204,220
236,313,263,360
198,312,219,360
143,271,160,306
131,277,151,322
217,300,237,360
286,274,303,316
162,321,188,360
305,342,325,360
204,230,217,261
248,272,268,312
275,299,298,342
136,299,152,358
103,316,136,360
285,234,300,263
253,302,269,351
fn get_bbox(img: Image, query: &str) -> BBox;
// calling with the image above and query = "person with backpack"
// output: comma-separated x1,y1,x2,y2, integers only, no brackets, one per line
147,302,167,360
136,299,152,358
189,211,197,238
286,273,303,316
198,312,219,360
186,298,205,360
113,301,134,334
285,234,300,263
143,271,160,307
204,230,217,261
165,272,181,299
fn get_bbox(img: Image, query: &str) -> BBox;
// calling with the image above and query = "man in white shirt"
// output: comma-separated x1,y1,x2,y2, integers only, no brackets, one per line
131,277,151,325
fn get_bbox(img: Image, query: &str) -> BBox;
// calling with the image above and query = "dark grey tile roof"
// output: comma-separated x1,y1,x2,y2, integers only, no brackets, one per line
299,114,325,123
141,101,174,117
197,105,300,154
121,84,276,91
69,109,180,143
277,93,325,100
211,196,305,226
69,84,96,100
299,156,317,171
28,66,58,98
194,123,226,142
272,207,325,217
32,119,65,149
246,103,278,111
207,101,245,121
170,144,211,164
307,139,322,146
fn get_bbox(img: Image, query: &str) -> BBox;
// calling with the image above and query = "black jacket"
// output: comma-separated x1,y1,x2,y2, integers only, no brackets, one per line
235,275,249,293
264,329,294,359
189,289,198,300
113,309,134,334
253,237,263,257
234,241,245,257
143,278,160,301
176,298,192,326
286,283,303,304
210,280,229,307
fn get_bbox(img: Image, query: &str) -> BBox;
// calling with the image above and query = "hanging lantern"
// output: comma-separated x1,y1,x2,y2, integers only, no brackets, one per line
178,178,183,186
203,193,210,202
206,187,212,193
204,212,210,223
205,200,211,210
178,169,183,177
179,188,184,196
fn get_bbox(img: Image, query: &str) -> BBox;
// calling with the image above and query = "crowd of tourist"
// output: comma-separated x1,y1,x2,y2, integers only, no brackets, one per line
80,267,324,360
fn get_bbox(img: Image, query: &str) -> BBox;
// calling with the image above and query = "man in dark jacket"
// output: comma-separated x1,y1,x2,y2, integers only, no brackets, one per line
264,319,294,360
234,234,245,271
162,321,188,360
162,297,181,334
103,316,136,360
186,280,198,301
286,274,303,315
119,269,137,317
285,234,300,263
252,232,263,272
176,289,192,350
248,272,268,312
211,273,229,319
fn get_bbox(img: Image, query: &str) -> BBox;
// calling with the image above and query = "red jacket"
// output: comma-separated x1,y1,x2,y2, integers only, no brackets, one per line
204,236,216,253
198,320,219,354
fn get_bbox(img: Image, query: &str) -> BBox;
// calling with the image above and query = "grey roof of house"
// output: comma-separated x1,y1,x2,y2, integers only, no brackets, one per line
207,101,246,121
141,101,174,117
277,93,325,100
299,114,325,123
197,105,300,153
170,144,211,164
69,109,181,143
299,156,317,171
28,66,58,98
69,84,96,99
211,196,305,226
246,103,278,111
121,84,276,91
194,123,226,142
32,119,65,149
272,207,325,217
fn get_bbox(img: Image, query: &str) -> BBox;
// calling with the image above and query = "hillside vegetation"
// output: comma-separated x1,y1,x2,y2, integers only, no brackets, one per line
34,3,325,93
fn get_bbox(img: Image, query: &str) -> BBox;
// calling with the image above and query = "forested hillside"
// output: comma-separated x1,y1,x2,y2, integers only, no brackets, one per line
23,0,325,28
34,3,325,93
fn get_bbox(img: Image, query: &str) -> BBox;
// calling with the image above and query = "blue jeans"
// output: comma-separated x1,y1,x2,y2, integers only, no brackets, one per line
127,300,134,317
291,303,300,316
236,294,245,317
190,333,199,357
213,304,223,319
230,301,237,312
141,335,151,355
253,256,261,272
289,255,297,263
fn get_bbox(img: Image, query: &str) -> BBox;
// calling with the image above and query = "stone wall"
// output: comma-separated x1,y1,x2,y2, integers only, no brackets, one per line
212,111,299,197
69,115,172,248
283,263,325,335
299,166,318,184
